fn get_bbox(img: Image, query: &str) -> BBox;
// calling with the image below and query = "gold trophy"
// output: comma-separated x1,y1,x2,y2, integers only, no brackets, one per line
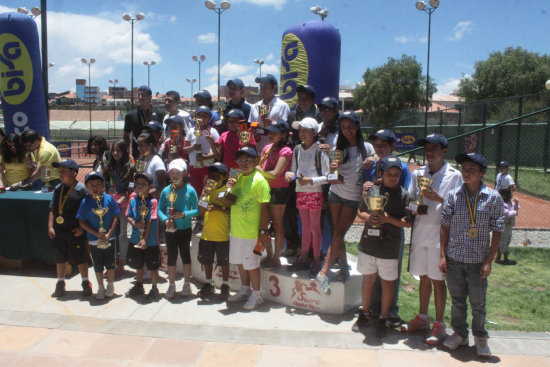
327,150,346,184
194,122,204,168
166,183,178,233
93,195,111,249
198,179,216,208
218,168,241,205
238,124,251,146
41,167,51,192
408,176,432,215
169,130,180,154
255,104,271,134
135,158,147,174
364,192,389,238
135,194,150,246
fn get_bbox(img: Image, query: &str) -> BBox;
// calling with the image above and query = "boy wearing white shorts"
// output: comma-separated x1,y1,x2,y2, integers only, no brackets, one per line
401,133,463,345
353,156,412,338
226,147,271,310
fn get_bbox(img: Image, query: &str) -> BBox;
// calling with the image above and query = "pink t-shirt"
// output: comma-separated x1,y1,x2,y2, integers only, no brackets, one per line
218,130,256,170
261,144,292,188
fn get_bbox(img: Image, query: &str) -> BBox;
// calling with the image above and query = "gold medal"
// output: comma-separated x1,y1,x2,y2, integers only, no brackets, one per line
467,227,478,238
465,187,480,240
56,216,64,224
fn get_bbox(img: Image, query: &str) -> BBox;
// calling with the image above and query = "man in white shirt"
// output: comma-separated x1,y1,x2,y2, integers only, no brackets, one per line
495,161,515,191
401,133,463,345
249,74,290,153
163,90,192,138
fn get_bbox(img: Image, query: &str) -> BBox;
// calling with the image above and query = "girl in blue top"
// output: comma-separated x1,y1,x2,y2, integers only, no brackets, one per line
158,158,198,298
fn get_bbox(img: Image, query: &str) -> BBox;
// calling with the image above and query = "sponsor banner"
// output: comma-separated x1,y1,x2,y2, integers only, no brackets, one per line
395,132,418,151
53,142,71,158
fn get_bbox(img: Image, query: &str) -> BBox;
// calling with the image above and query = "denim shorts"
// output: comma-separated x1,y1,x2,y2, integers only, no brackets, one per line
327,191,360,210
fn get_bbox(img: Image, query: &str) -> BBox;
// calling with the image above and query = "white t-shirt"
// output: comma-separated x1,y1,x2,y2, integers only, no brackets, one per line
249,96,291,153
144,154,166,188
409,162,463,248
495,172,515,191
163,109,193,138
186,126,220,167
329,142,374,202
289,142,330,193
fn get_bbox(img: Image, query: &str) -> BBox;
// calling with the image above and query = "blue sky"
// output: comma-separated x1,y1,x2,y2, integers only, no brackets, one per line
1,0,548,98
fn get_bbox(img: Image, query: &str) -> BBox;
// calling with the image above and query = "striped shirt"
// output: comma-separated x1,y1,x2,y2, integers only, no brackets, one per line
441,182,504,263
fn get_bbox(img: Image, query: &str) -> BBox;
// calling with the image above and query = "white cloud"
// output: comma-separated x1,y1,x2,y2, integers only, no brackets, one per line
436,77,465,95
265,53,275,61
202,61,280,96
447,21,475,41
231,0,287,10
394,34,427,44
206,62,254,78
169,15,177,23
197,32,216,44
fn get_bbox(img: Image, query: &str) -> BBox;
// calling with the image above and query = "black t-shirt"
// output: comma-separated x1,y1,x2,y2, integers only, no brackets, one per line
49,181,88,233
124,106,165,158
358,184,411,259
224,98,252,121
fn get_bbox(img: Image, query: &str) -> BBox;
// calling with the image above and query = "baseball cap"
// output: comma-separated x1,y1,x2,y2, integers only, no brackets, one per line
227,78,244,89
255,74,277,86
168,158,187,172
145,120,163,132
236,146,258,159
193,90,212,99
226,108,245,120
292,117,319,131
338,110,360,124
296,85,316,98
319,96,338,110
379,156,402,171
418,133,448,148
265,119,289,133
52,159,79,172
195,105,212,116
456,152,488,169
165,115,185,126
85,171,104,183
208,162,228,175
368,129,396,143
134,172,153,184
499,161,510,167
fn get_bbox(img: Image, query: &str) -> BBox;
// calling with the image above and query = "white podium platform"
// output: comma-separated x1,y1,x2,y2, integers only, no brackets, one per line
185,235,362,315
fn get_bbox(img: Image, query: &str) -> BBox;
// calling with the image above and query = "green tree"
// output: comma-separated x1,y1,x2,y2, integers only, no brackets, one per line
458,47,550,101
353,54,436,126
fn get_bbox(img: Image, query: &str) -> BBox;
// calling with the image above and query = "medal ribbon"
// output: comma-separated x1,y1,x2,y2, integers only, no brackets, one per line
465,187,479,228
58,182,76,217
139,108,152,127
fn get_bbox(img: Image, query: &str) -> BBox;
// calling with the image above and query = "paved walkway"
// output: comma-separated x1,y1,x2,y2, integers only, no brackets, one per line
0,270,549,366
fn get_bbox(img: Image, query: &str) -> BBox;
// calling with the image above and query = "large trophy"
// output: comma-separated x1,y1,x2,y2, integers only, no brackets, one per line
135,194,150,246
135,158,147,174
41,167,51,192
218,168,241,205
194,121,203,150
254,104,271,135
169,130,180,154
327,150,346,184
408,175,432,215
198,179,216,208
363,191,389,238
238,123,251,146
166,183,178,233
93,195,111,249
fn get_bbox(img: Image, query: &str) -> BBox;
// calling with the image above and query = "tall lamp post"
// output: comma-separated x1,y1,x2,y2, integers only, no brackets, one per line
122,12,145,108
81,58,95,136
416,0,439,136
310,5,329,20
109,79,118,134
192,55,206,90
143,60,156,88
254,58,264,78
205,0,231,99
186,78,197,98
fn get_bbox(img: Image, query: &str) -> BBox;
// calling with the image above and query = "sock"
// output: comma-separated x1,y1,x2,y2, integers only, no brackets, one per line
419,313,429,319
242,285,251,292
57,278,65,282
82,277,88,281
252,290,261,297
222,280,229,285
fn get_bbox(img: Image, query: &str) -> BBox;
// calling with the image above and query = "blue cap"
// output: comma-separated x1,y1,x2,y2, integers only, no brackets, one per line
255,74,277,86
499,161,510,167
165,115,185,126
52,159,79,172
194,90,212,99
227,78,244,89
265,119,289,133
379,156,402,171
226,108,245,119
456,152,488,169
195,105,212,116
137,85,152,96
208,162,228,175
339,110,360,124
134,172,153,184
319,96,338,109
368,129,396,143
85,171,104,183
236,146,258,159
296,84,316,98
419,133,448,148
145,120,163,132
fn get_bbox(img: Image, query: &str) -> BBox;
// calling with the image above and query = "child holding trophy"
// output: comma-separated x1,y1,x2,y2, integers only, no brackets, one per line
158,159,198,298
76,172,120,300
125,173,161,301
352,156,412,338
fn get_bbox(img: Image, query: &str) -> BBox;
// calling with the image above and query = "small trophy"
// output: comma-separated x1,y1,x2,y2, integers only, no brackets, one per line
136,195,149,245
239,123,251,146
364,192,389,238
198,179,216,208
166,183,178,233
41,167,51,192
327,150,346,184
169,130,180,154
218,168,241,205
135,158,147,174
258,104,271,118
93,195,111,249
408,176,432,215
194,121,203,150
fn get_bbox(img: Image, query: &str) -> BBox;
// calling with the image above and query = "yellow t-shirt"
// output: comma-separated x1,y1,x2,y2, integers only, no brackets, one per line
201,184,230,242
34,138,61,181
2,161,30,186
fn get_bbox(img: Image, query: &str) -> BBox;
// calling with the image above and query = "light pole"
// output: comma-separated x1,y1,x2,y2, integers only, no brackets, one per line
310,5,329,20
122,12,145,108
192,55,206,90
186,78,197,98
109,79,119,134
416,0,439,136
143,60,156,88
254,58,264,78
205,1,231,99
81,58,95,136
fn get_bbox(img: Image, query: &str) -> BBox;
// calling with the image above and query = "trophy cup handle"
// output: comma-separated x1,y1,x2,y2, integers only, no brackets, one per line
382,192,390,210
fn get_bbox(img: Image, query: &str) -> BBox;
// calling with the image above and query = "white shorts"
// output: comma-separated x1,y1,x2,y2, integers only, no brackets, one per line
357,252,398,281
409,245,445,281
229,235,261,270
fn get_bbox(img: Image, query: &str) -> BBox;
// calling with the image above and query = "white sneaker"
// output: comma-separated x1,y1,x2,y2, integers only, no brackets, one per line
243,293,263,310
228,287,251,302
96,286,105,300
165,283,176,299
474,336,492,358
443,332,468,350
105,283,115,298
180,282,191,297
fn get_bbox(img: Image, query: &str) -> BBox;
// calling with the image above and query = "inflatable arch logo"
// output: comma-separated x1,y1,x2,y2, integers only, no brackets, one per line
280,33,308,109
0,33,33,105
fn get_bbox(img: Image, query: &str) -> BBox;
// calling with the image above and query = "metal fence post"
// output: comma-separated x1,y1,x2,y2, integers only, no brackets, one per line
481,102,487,156
544,115,550,174
514,97,523,185
439,110,443,133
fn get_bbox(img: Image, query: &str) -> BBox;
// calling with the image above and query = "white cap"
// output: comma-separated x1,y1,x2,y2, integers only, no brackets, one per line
168,158,187,172
292,117,319,131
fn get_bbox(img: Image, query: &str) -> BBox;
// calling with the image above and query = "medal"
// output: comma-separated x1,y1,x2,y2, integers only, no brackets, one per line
467,227,478,238
56,216,64,224
57,182,76,225
465,187,480,240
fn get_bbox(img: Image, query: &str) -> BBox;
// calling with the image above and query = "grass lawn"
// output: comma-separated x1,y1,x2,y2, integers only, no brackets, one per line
345,243,550,332
485,166,550,201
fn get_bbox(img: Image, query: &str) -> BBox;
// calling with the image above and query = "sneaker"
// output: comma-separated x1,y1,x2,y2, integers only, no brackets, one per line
125,282,145,297
474,336,491,358
228,287,251,302
105,283,115,298
352,311,371,332
146,286,160,302
198,282,214,298
443,332,468,350
243,292,263,310
96,286,106,300
81,280,93,297
401,314,431,332
335,266,350,281
309,261,322,279
219,284,230,300
425,321,447,346
287,257,310,272
316,272,331,295
375,317,388,338
165,283,176,299
180,282,191,297
387,313,404,328
52,280,65,298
